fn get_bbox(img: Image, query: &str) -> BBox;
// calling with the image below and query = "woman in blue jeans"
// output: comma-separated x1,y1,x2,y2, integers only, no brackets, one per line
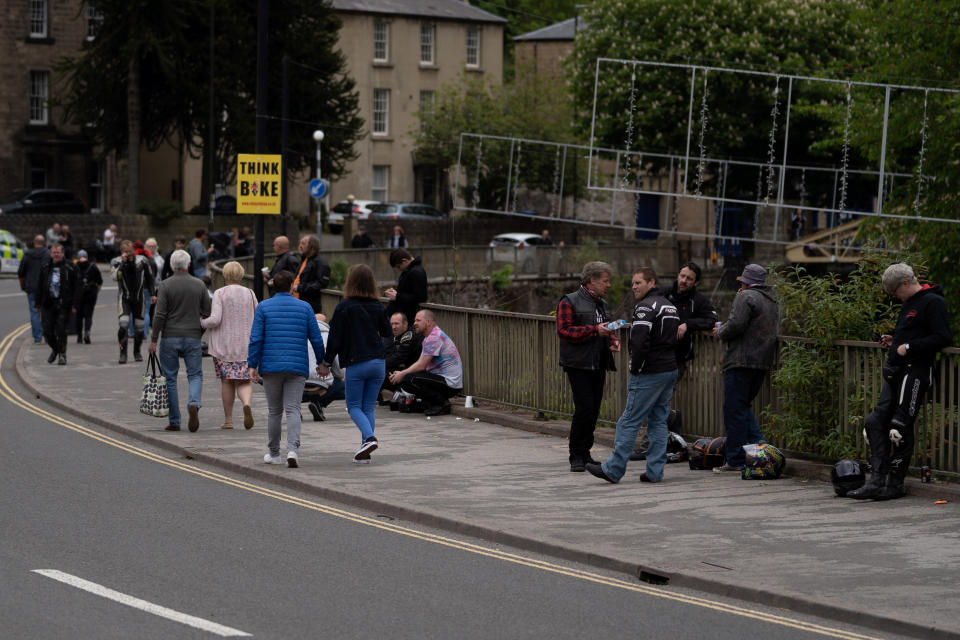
321,264,392,462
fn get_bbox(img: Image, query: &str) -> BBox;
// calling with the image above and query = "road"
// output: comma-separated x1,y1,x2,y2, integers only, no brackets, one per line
0,275,904,639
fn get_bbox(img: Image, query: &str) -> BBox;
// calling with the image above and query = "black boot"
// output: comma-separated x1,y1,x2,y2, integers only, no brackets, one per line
77,333,83,344
84,332,91,344
875,475,906,501
848,464,886,499
118,328,128,364
133,333,143,362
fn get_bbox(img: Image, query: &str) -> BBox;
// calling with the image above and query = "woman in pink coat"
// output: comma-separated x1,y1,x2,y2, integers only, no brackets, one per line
201,261,258,429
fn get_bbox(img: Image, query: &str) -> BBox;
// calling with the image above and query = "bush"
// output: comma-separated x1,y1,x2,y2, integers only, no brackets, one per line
140,200,183,226
329,257,350,289
489,263,513,291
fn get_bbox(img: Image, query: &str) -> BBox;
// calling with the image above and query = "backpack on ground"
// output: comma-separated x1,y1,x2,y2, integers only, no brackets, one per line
688,436,726,470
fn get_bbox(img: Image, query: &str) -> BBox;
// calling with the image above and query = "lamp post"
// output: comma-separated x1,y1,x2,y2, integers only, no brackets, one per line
343,193,356,249
312,129,324,244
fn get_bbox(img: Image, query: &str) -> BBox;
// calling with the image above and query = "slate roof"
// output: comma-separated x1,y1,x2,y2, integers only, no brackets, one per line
330,0,507,23
513,17,577,41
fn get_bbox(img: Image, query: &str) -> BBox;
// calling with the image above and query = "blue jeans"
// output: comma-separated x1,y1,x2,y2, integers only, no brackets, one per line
142,294,152,338
158,337,203,426
602,370,677,483
723,368,767,466
26,292,43,342
345,358,385,442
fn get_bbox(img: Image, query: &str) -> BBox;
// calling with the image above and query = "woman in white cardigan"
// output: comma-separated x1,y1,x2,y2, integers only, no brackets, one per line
201,261,258,429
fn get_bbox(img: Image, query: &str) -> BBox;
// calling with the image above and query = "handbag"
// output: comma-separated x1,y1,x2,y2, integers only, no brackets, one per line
139,353,169,418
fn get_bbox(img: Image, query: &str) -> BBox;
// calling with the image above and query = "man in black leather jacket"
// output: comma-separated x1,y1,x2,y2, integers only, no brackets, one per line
381,312,423,395
662,262,718,379
847,263,952,500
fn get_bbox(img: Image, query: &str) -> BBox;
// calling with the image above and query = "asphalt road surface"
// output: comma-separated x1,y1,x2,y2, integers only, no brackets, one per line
0,276,906,640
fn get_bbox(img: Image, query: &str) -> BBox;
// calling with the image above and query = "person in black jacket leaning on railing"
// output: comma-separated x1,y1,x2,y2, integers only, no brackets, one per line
847,263,952,500
556,261,621,472
384,249,427,326
586,267,680,484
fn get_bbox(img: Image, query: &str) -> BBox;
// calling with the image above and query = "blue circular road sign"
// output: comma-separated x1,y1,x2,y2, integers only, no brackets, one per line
309,178,327,198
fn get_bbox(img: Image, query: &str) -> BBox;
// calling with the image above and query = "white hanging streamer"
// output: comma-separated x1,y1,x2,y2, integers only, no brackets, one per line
550,146,561,216
838,82,853,214
621,63,638,189
799,168,807,206
512,141,522,212
764,76,781,205
913,89,929,215
473,139,483,208
695,70,709,199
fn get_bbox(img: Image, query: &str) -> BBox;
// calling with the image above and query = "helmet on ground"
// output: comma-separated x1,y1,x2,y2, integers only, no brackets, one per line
688,436,725,470
741,443,786,480
666,431,688,463
831,459,865,496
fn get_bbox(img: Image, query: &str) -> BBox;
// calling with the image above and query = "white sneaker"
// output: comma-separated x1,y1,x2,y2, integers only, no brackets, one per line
354,437,379,461
263,452,283,464
287,450,299,468
352,458,372,465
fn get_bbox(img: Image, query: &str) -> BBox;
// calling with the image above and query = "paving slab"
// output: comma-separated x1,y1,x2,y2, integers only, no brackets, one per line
14,318,960,640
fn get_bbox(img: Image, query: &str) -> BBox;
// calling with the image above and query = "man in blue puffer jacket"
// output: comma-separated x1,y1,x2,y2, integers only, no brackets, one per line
247,270,325,468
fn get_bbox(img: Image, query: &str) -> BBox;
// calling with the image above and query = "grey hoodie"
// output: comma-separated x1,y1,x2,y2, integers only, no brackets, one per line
717,284,780,372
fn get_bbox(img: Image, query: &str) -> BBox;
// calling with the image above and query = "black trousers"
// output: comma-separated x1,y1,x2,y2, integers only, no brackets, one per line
76,292,98,336
864,365,933,479
41,302,71,354
565,366,607,462
400,372,460,407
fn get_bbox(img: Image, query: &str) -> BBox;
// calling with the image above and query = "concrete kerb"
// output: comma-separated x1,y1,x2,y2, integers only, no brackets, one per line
14,334,959,640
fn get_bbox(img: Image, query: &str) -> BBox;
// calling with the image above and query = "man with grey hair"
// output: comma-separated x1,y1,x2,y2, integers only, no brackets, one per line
713,263,780,472
847,263,951,500
556,261,621,472
149,249,211,432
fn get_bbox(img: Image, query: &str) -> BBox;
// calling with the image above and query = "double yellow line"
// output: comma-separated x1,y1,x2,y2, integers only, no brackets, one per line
0,324,876,640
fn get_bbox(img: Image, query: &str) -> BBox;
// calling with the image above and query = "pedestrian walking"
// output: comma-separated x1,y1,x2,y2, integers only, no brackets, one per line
384,248,427,326
149,249,211,432
291,234,330,314
713,264,780,473
187,228,214,277
74,250,102,344
322,264,392,462
200,261,258,430
111,240,155,364
247,270,325,468
17,234,49,343
556,261,620,472
34,244,80,365
846,263,952,500
586,268,680,484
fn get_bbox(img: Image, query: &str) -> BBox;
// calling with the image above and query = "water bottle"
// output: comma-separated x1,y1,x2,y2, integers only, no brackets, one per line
606,319,627,331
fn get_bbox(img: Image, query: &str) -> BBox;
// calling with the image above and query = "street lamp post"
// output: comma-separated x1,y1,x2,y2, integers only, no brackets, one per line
343,193,357,249
313,129,324,246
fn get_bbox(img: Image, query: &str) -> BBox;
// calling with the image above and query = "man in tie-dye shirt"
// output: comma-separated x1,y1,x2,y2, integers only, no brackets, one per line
389,309,463,416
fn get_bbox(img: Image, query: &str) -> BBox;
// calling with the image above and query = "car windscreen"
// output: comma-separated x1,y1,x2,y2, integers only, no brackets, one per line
369,204,398,214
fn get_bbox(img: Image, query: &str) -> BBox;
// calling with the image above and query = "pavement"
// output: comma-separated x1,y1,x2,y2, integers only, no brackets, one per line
14,318,960,640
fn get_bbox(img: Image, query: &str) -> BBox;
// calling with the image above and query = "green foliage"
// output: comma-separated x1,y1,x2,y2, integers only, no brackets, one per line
568,0,870,195
489,264,514,291
329,257,350,290
471,0,577,79
139,200,183,226
765,250,921,460
566,237,603,270
413,64,578,210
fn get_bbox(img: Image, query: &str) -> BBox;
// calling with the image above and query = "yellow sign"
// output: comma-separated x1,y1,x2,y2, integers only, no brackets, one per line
236,154,282,214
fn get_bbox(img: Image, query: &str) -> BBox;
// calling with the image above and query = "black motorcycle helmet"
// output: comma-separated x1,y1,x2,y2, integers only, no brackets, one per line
831,459,865,496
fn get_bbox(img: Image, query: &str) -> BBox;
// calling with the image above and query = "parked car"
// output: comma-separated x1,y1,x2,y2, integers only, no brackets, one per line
0,229,26,273
489,232,554,272
328,199,379,233
0,188,88,215
368,202,448,221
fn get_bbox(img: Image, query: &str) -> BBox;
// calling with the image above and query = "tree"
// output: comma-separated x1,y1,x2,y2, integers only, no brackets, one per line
470,1,579,78
568,0,872,198
413,65,578,212
831,0,960,333
57,0,362,212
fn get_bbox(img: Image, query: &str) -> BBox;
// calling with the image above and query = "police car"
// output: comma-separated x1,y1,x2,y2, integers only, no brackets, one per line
0,229,26,273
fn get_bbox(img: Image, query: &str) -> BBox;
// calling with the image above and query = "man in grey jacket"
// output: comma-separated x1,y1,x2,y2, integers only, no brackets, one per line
149,249,211,432
713,264,779,472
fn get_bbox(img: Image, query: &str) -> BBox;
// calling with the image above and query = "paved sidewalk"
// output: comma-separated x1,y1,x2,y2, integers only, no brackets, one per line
15,320,960,640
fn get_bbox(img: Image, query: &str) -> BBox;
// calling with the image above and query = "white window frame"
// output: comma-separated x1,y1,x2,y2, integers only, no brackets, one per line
419,23,435,65
372,166,389,202
29,0,47,38
86,6,104,40
373,21,389,62
466,26,480,68
29,71,49,125
418,90,435,131
372,89,389,136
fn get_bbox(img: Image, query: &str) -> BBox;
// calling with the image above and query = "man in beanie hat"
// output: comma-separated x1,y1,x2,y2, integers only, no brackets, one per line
713,264,780,472
74,250,102,344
